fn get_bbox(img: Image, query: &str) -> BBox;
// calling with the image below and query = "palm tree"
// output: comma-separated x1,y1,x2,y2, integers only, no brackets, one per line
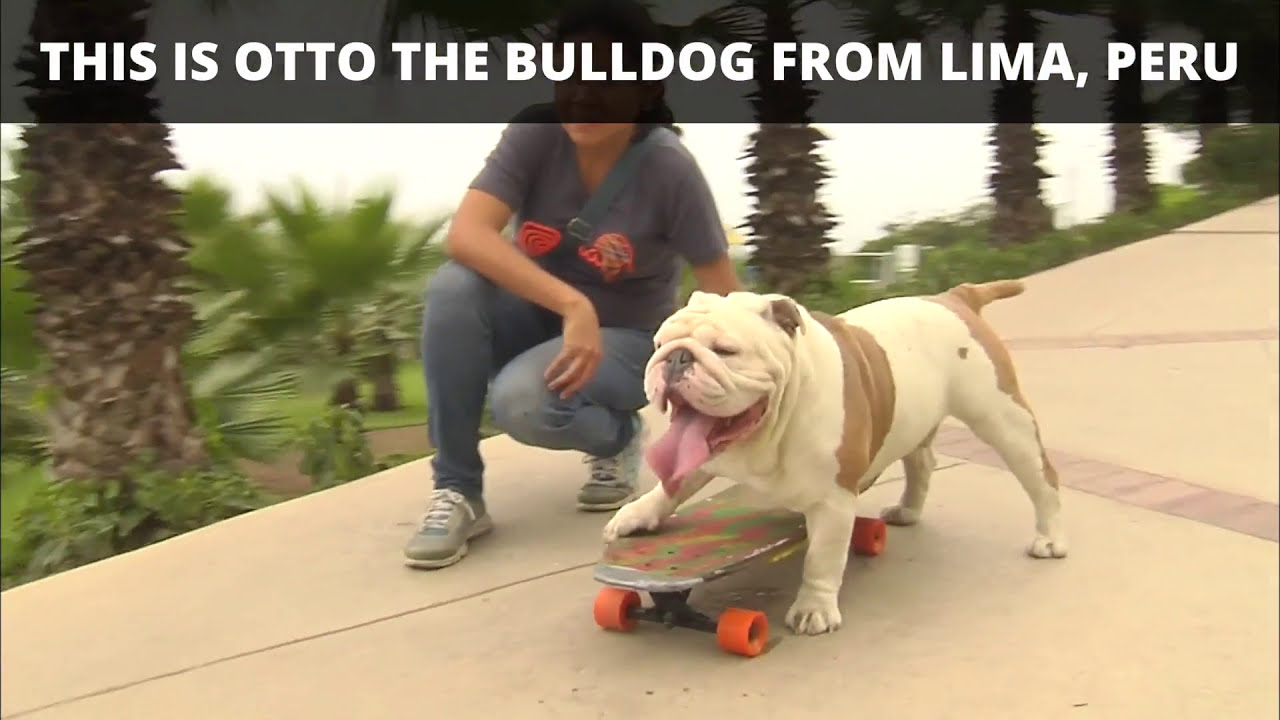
737,0,837,295
11,1,209,482
845,0,1055,245
1105,0,1274,204
183,177,448,413
351,226,449,411
3,161,300,471
1033,0,1154,215
985,2,1053,245
1149,0,1276,150
1103,1,1155,214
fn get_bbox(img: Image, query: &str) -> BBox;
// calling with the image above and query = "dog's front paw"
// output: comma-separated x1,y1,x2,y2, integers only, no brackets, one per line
602,499,664,542
1027,533,1069,559
785,591,843,635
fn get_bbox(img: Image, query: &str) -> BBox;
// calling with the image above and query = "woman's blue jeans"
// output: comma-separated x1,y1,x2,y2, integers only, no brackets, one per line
421,261,654,500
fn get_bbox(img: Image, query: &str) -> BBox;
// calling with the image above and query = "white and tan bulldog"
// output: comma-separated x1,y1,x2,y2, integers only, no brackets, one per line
603,280,1067,635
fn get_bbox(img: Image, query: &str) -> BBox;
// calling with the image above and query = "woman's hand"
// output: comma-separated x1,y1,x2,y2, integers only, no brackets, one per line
544,295,603,399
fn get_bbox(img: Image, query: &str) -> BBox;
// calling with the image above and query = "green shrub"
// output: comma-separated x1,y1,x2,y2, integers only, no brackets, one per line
133,467,265,535
2,465,265,589
839,185,1260,304
860,204,993,255
1183,125,1279,197
1078,212,1161,253
297,405,377,489
0,368,48,466
795,272,873,315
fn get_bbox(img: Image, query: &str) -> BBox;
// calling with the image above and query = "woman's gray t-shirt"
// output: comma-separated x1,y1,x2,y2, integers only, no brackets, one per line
468,120,729,332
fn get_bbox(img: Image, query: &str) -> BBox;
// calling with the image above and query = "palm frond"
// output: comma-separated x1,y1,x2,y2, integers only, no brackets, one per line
665,5,762,46
212,414,297,463
190,351,295,400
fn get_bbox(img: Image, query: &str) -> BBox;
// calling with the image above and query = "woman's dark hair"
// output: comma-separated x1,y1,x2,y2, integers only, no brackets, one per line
551,0,677,129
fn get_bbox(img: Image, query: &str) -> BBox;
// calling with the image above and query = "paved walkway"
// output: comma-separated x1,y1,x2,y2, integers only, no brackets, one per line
2,197,1276,720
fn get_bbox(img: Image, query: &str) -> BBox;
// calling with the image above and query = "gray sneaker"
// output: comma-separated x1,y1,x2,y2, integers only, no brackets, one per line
577,415,645,512
403,488,494,569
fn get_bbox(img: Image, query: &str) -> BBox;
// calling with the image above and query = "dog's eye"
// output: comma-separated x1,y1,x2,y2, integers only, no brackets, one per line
712,346,737,357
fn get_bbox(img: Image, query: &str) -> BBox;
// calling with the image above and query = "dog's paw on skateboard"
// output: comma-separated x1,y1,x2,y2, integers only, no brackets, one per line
602,500,664,542
785,591,843,635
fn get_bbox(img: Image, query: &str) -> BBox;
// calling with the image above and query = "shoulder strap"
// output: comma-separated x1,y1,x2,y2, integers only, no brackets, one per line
565,126,674,245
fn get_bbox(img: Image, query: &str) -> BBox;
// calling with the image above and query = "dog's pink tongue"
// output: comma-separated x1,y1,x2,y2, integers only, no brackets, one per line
646,407,716,496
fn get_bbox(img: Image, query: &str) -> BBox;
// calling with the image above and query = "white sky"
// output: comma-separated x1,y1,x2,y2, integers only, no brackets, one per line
1,122,1197,251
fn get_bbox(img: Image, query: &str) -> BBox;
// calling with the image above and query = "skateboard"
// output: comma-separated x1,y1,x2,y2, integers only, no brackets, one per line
591,492,888,658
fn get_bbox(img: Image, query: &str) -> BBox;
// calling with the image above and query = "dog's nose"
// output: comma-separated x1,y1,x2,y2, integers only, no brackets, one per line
664,348,694,384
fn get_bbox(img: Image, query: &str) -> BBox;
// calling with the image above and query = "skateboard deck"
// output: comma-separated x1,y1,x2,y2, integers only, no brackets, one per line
593,493,809,593
591,489,885,653
590,490,888,657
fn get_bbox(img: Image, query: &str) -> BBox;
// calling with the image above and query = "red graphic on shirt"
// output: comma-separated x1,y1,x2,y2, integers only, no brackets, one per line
517,220,562,257
578,232,636,282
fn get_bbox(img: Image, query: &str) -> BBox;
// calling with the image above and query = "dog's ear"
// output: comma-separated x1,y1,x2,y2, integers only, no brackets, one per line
765,297,804,337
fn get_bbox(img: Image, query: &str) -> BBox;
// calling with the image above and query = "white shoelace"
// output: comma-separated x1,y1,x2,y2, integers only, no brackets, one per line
587,454,626,486
422,488,469,530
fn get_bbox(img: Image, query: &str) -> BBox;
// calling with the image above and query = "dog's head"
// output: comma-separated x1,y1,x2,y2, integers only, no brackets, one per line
644,290,807,494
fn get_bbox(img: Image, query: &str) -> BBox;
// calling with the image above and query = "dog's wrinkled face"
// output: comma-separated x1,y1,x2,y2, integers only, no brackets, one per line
644,290,806,494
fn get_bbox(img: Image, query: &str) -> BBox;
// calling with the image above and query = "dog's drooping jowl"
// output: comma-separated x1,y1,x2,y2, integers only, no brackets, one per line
604,280,1067,635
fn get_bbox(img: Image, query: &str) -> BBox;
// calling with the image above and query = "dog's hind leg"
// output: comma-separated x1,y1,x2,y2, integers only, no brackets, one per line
957,397,1068,559
880,429,938,526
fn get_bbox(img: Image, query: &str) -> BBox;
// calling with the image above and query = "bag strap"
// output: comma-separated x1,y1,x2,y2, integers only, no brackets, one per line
564,126,673,246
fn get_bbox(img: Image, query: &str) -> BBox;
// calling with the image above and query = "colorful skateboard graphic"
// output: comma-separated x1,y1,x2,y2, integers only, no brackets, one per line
592,493,888,657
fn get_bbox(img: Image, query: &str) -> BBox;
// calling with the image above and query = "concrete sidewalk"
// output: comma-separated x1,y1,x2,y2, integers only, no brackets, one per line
2,197,1277,720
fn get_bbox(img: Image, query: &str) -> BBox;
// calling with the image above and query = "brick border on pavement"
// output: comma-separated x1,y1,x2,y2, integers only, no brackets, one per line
936,326,1279,540
933,425,1279,543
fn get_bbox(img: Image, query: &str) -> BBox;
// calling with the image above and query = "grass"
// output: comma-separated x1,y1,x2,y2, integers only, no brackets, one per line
1,459,45,573
1155,183,1200,209
273,361,428,431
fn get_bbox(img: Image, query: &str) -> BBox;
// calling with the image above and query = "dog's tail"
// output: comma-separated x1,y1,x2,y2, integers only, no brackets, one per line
946,279,1025,313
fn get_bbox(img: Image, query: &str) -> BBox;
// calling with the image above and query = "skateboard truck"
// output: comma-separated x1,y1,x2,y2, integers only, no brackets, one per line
593,587,770,657
646,590,715,631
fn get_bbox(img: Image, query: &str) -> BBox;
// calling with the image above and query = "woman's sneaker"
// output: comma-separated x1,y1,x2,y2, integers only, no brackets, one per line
577,415,645,512
403,488,493,569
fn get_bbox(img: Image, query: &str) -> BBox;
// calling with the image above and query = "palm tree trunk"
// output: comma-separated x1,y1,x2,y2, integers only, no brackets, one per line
329,323,362,408
1243,28,1278,124
367,352,402,412
742,0,835,296
12,0,211,482
1107,3,1155,214
1191,29,1231,151
988,3,1053,246
16,123,210,482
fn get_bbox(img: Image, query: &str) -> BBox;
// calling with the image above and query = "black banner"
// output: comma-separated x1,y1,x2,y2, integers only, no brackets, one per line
1,0,1275,123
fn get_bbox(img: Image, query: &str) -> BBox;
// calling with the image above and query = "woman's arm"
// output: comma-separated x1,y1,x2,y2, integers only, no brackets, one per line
689,253,741,296
661,145,742,296
445,121,590,317
445,189,589,317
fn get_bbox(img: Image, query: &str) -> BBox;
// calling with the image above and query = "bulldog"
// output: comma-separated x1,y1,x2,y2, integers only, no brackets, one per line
602,280,1067,635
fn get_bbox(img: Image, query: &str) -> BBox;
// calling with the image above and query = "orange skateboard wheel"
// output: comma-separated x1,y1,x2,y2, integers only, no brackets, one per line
593,587,641,632
716,608,768,657
851,517,887,556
